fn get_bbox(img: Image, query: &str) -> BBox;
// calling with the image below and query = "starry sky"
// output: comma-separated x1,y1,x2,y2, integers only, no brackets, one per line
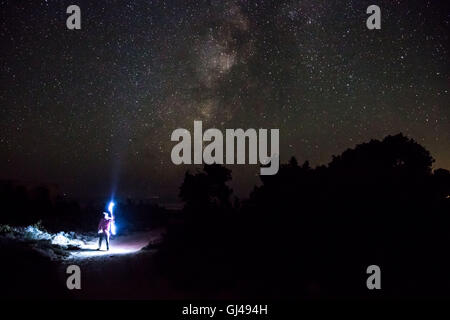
1,0,449,202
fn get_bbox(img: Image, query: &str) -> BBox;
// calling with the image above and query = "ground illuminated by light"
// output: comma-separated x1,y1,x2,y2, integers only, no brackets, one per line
69,232,156,259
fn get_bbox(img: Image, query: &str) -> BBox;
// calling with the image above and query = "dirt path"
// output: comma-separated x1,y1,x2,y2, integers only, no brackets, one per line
68,229,163,260
60,228,180,299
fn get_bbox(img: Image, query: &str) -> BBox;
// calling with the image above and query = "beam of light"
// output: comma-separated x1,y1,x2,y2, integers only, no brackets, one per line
108,201,117,235
108,201,115,214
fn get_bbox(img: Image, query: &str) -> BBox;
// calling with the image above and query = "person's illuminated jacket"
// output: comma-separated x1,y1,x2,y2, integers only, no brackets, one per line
98,215,113,235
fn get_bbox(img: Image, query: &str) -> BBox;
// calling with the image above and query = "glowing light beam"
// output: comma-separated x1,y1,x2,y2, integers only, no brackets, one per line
108,201,117,235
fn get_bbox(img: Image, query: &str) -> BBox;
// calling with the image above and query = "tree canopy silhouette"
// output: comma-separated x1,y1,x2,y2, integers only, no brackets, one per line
158,133,450,298
179,164,233,216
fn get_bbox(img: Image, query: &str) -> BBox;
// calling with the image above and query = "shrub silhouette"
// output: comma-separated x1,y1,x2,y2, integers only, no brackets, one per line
159,133,450,298
180,164,233,216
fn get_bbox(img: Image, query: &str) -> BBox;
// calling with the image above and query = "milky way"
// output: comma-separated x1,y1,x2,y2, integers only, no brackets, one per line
1,0,448,201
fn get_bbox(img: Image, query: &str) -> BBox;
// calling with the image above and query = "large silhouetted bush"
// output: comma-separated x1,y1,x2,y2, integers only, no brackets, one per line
158,134,450,298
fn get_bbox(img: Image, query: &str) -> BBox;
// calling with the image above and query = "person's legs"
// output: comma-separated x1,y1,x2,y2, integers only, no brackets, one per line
105,232,110,250
98,233,103,250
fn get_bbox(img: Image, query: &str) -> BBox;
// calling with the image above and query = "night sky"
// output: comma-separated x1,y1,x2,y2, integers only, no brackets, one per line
1,0,448,202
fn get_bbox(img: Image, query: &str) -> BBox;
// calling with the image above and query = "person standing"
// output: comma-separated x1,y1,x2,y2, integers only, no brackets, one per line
97,211,113,251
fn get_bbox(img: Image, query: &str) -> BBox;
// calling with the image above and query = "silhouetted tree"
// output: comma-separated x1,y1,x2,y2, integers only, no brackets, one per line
157,133,450,298
180,164,233,216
